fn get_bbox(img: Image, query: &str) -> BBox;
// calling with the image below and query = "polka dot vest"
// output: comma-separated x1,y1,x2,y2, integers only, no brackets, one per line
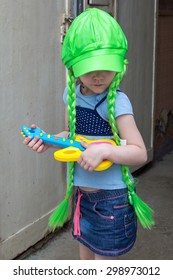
75,96,113,136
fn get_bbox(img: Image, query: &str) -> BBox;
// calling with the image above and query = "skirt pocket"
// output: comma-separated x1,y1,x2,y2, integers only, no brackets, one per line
124,207,137,238
93,201,115,220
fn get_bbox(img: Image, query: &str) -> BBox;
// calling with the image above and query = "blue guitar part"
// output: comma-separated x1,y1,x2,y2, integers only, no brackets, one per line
21,125,85,151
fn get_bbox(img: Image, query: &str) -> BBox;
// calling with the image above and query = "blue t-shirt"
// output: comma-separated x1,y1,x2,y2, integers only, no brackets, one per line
63,85,133,189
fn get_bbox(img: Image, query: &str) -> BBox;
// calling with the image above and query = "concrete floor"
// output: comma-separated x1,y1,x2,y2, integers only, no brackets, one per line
16,151,173,260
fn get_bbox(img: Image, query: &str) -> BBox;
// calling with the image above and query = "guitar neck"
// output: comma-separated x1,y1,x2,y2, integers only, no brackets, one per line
21,126,85,151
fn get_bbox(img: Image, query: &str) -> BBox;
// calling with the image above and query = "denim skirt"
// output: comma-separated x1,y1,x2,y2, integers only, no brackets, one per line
72,187,137,257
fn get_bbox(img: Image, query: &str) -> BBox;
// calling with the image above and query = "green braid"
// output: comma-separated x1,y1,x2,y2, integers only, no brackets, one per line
66,68,76,202
64,68,76,201
107,61,155,229
107,72,125,145
49,69,76,230
67,68,76,139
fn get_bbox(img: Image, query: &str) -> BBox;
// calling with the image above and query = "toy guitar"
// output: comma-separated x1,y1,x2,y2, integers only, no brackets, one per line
21,125,115,171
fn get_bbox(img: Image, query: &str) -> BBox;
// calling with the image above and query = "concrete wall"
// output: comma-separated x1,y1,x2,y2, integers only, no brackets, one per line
0,0,66,259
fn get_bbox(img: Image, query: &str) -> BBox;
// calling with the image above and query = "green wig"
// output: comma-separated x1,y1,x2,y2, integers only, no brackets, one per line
49,8,154,230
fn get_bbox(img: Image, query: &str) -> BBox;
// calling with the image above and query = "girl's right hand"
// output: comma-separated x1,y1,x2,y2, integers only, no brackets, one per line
22,124,49,153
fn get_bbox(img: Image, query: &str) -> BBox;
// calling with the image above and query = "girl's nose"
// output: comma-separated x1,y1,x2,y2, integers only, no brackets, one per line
92,71,104,80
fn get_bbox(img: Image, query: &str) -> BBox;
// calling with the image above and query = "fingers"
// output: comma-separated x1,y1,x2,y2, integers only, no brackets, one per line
31,123,37,128
30,123,45,133
78,140,94,171
80,140,89,149
80,162,94,172
77,156,94,172
36,143,47,153
23,136,32,145
22,124,47,153
23,136,45,153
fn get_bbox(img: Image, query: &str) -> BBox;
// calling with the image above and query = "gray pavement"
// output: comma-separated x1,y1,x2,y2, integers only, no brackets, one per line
16,151,173,260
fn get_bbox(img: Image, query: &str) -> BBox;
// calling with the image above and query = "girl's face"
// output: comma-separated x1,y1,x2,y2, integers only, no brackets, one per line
79,71,116,95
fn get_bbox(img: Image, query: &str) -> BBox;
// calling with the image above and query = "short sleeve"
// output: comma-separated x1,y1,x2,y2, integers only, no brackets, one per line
115,91,133,118
98,90,133,122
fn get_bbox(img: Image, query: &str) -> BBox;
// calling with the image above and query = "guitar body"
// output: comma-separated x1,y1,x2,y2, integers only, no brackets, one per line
54,135,115,171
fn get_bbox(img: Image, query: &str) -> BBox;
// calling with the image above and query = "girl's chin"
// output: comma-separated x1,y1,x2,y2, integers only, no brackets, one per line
92,86,106,93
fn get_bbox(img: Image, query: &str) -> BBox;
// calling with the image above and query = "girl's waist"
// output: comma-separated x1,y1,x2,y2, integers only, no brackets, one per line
79,186,100,192
77,186,128,200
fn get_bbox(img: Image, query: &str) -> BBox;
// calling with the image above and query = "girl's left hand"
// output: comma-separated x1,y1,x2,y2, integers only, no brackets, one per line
77,140,110,172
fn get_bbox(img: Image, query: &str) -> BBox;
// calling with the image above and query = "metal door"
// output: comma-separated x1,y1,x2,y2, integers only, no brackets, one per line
117,0,157,167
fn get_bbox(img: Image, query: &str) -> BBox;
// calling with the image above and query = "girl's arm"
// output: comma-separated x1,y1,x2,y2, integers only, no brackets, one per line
23,109,69,153
109,114,147,165
78,114,147,171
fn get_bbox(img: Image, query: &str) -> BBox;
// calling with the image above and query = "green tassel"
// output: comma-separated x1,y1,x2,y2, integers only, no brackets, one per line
121,165,155,229
128,191,155,229
48,163,74,231
48,196,69,231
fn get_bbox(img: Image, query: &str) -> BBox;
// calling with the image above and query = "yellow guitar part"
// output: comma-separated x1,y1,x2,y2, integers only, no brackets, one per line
54,136,116,171
54,147,82,162
75,135,116,146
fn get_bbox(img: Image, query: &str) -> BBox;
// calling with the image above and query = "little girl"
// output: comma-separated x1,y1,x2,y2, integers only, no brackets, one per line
23,8,154,260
